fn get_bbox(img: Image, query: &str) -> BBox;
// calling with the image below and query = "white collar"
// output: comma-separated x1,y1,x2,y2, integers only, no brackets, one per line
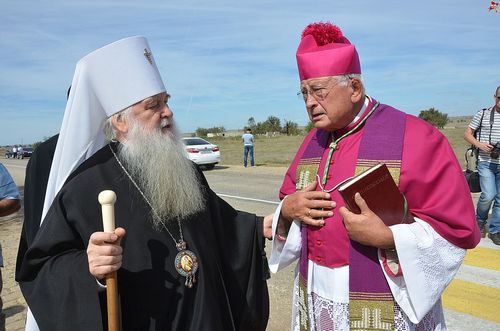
350,96,370,125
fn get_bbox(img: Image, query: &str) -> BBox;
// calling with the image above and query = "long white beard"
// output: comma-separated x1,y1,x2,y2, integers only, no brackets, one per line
117,119,206,228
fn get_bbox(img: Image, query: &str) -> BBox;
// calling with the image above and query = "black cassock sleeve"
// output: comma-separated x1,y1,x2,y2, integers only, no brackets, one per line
202,184,270,331
17,190,107,331
16,134,58,278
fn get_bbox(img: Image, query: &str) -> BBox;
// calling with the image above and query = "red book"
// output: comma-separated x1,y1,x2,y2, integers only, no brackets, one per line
337,163,413,226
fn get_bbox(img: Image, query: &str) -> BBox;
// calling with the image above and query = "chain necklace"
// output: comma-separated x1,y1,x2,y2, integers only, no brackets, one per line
109,144,198,288
317,101,380,192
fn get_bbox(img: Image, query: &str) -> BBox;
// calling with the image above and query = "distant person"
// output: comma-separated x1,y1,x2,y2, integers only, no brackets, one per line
11,147,17,159
242,129,255,167
464,84,500,245
0,162,21,331
268,21,480,330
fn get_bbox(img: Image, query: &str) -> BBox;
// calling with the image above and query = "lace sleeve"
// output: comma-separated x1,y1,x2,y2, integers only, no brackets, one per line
382,218,465,324
411,221,464,301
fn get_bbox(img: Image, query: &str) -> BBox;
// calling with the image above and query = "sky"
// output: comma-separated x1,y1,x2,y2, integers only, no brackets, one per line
1,0,499,146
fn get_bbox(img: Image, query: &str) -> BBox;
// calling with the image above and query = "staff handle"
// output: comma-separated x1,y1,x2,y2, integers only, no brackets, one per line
98,190,119,331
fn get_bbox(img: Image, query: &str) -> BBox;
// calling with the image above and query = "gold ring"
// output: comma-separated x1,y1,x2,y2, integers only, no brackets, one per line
307,209,311,217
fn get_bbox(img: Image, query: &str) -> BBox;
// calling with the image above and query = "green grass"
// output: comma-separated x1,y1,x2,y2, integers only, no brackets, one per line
210,126,471,168
209,135,304,167
442,127,470,167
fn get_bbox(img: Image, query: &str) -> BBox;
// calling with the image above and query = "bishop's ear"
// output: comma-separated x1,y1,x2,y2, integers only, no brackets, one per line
111,112,129,136
349,78,364,103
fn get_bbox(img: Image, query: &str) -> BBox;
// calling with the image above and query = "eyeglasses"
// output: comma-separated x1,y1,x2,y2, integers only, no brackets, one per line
297,79,343,102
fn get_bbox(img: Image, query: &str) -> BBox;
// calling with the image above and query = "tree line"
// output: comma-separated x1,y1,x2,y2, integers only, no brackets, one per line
195,116,303,137
245,116,301,135
195,107,449,138
418,107,448,129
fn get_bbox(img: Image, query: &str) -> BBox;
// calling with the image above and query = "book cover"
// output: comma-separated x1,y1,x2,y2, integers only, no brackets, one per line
338,163,413,226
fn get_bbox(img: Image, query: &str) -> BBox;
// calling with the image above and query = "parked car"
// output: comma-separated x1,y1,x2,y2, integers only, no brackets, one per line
16,147,34,159
4,150,16,158
182,137,220,169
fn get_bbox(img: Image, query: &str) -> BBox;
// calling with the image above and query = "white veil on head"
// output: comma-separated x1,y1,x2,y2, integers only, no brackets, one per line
41,36,166,223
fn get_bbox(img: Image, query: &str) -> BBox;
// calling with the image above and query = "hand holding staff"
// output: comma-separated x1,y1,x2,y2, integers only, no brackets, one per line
98,190,119,331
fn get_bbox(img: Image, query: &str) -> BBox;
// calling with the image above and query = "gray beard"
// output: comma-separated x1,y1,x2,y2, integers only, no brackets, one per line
117,120,206,228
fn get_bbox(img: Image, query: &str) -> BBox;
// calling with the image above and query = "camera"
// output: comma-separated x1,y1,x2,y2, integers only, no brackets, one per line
491,142,500,159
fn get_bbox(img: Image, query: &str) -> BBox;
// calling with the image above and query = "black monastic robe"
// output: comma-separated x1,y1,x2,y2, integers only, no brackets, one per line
16,134,59,275
17,144,269,331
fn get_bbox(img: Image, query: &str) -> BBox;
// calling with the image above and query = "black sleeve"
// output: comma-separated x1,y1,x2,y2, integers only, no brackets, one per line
16,191,105,331
206,190,270,331
16,134,58,277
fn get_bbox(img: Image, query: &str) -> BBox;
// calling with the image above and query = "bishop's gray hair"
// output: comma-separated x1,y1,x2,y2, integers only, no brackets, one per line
335,74,364,89
102,106,134,141
336,73,362,84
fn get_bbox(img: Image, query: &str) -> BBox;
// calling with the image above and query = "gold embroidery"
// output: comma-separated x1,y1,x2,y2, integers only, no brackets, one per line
349,300,394,330
298,276,310,331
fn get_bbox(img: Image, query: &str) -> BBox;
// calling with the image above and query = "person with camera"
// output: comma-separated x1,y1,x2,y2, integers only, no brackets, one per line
464,85,500,245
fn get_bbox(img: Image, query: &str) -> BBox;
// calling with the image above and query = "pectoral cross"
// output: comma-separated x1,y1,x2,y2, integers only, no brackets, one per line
144,48,153,65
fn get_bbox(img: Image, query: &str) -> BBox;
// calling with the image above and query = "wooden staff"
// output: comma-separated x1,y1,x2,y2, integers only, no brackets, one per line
98,190,119,331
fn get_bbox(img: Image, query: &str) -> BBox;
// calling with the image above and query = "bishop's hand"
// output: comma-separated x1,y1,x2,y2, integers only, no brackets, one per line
262,213,274,239
339,193,395,249
87,227,126,280
280,180,335,228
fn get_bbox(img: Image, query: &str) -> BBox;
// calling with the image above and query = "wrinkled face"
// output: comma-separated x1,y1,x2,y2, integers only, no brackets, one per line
299,76,360,131
112,92,172,141
130,92,172,132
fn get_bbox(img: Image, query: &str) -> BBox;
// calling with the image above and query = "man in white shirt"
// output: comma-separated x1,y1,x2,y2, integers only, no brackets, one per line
242,129,255,167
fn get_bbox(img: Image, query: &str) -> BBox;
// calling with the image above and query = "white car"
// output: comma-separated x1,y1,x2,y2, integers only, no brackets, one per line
182,137,221,169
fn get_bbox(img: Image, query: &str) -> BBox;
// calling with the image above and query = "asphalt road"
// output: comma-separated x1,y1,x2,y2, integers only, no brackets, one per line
1,159,499,330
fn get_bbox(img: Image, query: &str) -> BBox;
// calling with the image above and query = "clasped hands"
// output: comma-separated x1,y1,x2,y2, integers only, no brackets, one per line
279,181,395,249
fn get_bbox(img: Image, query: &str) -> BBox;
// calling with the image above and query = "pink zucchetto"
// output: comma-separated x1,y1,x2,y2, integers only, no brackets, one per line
296,22,361,81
